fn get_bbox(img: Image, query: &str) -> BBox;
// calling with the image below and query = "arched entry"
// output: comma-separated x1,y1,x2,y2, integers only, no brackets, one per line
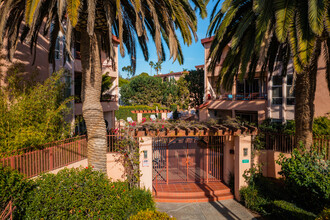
152,136,224,185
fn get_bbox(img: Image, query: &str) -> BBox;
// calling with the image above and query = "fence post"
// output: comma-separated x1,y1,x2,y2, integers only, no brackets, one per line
10,156,14,169
78,140,81,161
49,148,53,171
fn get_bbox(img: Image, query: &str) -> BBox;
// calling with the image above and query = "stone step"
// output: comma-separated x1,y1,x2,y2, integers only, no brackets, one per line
154,188,231,198
154,192,234,203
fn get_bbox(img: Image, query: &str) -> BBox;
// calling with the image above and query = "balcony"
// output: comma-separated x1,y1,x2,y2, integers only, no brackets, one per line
219,93,267,101
74,94,118,103
74,95,119,115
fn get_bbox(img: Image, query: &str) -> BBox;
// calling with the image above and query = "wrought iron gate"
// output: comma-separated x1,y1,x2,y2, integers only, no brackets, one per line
152,136,224,184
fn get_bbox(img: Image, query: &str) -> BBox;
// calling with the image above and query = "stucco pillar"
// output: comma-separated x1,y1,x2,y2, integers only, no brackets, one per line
223,136,234,185
137,113,143,123
199,108,209,122
234,135,252,201
161,112,167,120
282,74,287,123
267,75,272,118
139,137,153,191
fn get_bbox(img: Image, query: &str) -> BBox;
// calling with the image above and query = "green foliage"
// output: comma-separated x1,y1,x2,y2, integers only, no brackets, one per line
239,186,268,215
271,200,316,220
22,167,155,219
0,70,71,155
129,209,175,220
0,166,32,217
119,77,130,87
120,74,164,105
184,69,204,107
101,75,113,94
277,146,330,213
115,105,169,121
313,117,330,136
120,73,190,109
316,208,330,220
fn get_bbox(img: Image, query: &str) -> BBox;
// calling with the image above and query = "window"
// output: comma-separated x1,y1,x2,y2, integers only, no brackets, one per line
286,74,295,105
272,75,282,105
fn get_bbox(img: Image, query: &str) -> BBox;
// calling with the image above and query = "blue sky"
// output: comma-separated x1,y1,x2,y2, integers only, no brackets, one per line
118,1,218,78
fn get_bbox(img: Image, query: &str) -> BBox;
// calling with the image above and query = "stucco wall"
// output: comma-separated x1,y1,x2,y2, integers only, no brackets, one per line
253,150,291,178
47,153,126,181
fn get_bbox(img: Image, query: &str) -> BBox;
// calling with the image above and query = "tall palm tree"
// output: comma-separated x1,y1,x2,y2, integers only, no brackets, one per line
0,0,208,172
207,0,330,148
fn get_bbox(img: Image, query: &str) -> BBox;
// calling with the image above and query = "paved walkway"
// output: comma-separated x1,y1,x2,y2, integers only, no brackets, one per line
157,200,256,220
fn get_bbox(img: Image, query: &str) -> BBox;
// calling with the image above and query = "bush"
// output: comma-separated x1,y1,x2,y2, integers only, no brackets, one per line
271,200,316,220
277,147,330,213
116,105,168,121
239,186,268,215
129,209,175,220
316,207,330,220
0,166,32,216
21,167,155,219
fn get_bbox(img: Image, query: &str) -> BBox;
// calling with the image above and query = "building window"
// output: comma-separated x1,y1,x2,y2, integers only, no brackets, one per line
286,74,295,105
272,75,282,105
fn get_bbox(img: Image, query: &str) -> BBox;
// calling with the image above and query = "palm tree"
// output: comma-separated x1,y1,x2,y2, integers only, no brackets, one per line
0,0,207,172
207,0,330,148
154,60,162,74
149,61,155,75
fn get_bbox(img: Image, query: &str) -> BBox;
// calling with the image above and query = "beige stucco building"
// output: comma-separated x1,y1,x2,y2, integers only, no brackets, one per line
199,37,330,124
0,29,120,134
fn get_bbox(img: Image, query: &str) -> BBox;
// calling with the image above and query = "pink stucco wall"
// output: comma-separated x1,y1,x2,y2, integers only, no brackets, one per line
47,153,126,181
253,150,291,178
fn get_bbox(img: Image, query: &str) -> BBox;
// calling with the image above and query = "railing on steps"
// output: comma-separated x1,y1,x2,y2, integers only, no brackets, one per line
0,200,16,220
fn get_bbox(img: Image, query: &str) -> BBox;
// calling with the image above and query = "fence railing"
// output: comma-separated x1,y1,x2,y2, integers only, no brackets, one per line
262,132,330,158
0,134,123,179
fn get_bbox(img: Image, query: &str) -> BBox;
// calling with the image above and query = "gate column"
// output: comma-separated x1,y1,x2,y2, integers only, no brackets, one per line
223,136,234,185
139,137,153,191
234,135,252,201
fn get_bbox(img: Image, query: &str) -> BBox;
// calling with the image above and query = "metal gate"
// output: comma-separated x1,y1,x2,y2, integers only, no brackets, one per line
152,136,224,184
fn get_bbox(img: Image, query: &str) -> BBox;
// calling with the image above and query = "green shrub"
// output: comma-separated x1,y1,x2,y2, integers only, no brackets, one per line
277,147,330,213
129,209,175,220
116,105,168,121
316,207,330,220
22,167,155,219
271,200,316,220
239,186,268,215
0,166,32,216
313,117,330,136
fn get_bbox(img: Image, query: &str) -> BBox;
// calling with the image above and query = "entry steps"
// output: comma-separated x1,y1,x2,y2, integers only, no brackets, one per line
153,182,234,203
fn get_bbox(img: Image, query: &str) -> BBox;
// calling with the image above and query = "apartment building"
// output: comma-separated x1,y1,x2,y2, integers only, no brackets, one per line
0,29,120,134
155,71,188,82
199,37,330,124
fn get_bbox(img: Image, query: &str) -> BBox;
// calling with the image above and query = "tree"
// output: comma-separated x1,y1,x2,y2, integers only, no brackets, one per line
185,69,204,107
208,0,330,148
149,61,155,75
118,77,130,87
120,73,163,105
0,70,71,155
176,77,190,109
154,61,163,74
1,0,207,172
121,65,133,76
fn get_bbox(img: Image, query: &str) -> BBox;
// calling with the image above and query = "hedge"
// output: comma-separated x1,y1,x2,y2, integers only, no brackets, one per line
21,167,155,219
115,105,169,121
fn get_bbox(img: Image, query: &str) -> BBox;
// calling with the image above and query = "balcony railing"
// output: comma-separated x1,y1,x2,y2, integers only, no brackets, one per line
75,94,118,103
219,93,267,101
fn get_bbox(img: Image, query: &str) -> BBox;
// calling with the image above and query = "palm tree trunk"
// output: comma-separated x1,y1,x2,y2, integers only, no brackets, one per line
80,30,107,173
294,39,321,149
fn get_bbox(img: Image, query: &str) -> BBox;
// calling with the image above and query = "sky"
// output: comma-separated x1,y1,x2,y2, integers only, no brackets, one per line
118,1,219,78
